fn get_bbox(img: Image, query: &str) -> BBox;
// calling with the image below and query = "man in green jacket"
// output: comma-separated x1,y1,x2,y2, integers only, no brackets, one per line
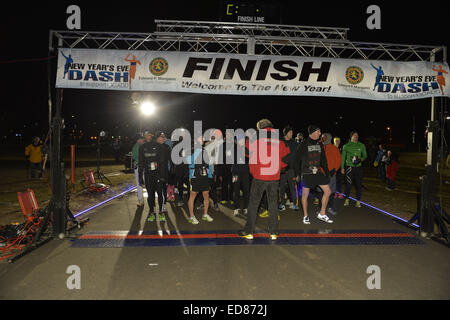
340,131,367,208
132,135,145,207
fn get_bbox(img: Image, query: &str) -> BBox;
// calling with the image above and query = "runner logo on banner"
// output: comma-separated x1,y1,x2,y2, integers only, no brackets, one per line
56,48,449,100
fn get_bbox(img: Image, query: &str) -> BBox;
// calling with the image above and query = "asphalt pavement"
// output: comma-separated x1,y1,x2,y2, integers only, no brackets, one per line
0,190,449,300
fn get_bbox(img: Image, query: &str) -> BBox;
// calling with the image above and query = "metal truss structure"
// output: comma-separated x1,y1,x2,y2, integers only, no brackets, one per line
47,20,447,240
50,20,446,62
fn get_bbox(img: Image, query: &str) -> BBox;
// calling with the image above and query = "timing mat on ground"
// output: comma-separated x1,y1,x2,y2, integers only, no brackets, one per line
70,229,424,247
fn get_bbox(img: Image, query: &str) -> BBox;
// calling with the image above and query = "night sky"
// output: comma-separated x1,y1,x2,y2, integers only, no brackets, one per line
1,0,449,148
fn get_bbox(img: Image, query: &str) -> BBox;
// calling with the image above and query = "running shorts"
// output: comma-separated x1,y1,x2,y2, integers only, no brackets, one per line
190,177,210,192
302,173,330,189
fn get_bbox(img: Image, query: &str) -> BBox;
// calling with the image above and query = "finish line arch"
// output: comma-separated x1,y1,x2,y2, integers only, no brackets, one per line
47,20,448,238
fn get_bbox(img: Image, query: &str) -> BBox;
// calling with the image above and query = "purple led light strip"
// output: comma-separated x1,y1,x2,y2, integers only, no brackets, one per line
73,186,420,229
345,195,420,229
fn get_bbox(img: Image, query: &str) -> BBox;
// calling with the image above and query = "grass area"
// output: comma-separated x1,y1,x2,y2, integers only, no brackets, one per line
0,151,448,228
348,152,450,224
0,160,136,226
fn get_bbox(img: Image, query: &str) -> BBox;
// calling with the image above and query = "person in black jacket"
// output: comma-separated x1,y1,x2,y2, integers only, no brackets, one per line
294,125,333,225
279,125,299,211
155,131,171,212
231,134,250,216
138,132,170,222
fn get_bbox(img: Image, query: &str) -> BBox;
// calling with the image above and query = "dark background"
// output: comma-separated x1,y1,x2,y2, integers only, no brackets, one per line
1,0,448,151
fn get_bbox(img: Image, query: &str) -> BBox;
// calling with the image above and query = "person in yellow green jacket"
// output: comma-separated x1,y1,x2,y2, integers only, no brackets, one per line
340,131,367,208
25,136,44,179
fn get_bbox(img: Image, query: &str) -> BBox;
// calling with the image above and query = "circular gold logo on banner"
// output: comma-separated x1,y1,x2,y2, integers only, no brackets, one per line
345,66,364,85
150,57,168,76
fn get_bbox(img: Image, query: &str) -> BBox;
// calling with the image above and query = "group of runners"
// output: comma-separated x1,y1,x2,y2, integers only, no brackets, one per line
131,118,368,240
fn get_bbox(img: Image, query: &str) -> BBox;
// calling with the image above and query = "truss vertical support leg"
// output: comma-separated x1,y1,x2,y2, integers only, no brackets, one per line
51,88,67,238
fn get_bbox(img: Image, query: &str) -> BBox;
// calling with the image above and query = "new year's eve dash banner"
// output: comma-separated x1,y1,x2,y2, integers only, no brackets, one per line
56,48,449,100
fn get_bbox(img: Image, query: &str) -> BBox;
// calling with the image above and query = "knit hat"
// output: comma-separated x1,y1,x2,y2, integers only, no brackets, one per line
308,125,320,135
154,131,165,138
256,118,273,130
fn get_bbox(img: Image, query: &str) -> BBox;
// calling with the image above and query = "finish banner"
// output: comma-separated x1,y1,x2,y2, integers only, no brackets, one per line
56,48,449,100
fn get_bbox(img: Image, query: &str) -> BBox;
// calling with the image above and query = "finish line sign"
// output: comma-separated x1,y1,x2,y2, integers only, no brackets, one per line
56,48,449,100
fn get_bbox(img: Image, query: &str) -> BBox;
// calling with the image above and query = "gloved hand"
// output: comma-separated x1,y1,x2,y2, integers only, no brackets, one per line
352,156,361,165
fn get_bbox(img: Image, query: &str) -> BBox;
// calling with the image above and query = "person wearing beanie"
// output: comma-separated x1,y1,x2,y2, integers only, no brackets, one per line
238,119,290,240
341,131,367,207
279,125,300,211
132,135,145,207
294,125,333,224
322,133,342,215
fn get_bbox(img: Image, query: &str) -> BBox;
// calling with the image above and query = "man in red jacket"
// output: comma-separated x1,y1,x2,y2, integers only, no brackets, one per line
238,119,290,240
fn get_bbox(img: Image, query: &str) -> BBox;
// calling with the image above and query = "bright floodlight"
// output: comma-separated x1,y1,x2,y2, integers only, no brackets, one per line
140,101,155,116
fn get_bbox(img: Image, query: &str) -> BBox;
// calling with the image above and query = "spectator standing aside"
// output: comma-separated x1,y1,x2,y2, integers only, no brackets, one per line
25,136,45,179
385,150,399,191
322,133,342,215
112,138,121,163
131,135,145,207
238,119,290,240
374,143,387,181
294,125,333,225
341,131,367,208
279,125,299,211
